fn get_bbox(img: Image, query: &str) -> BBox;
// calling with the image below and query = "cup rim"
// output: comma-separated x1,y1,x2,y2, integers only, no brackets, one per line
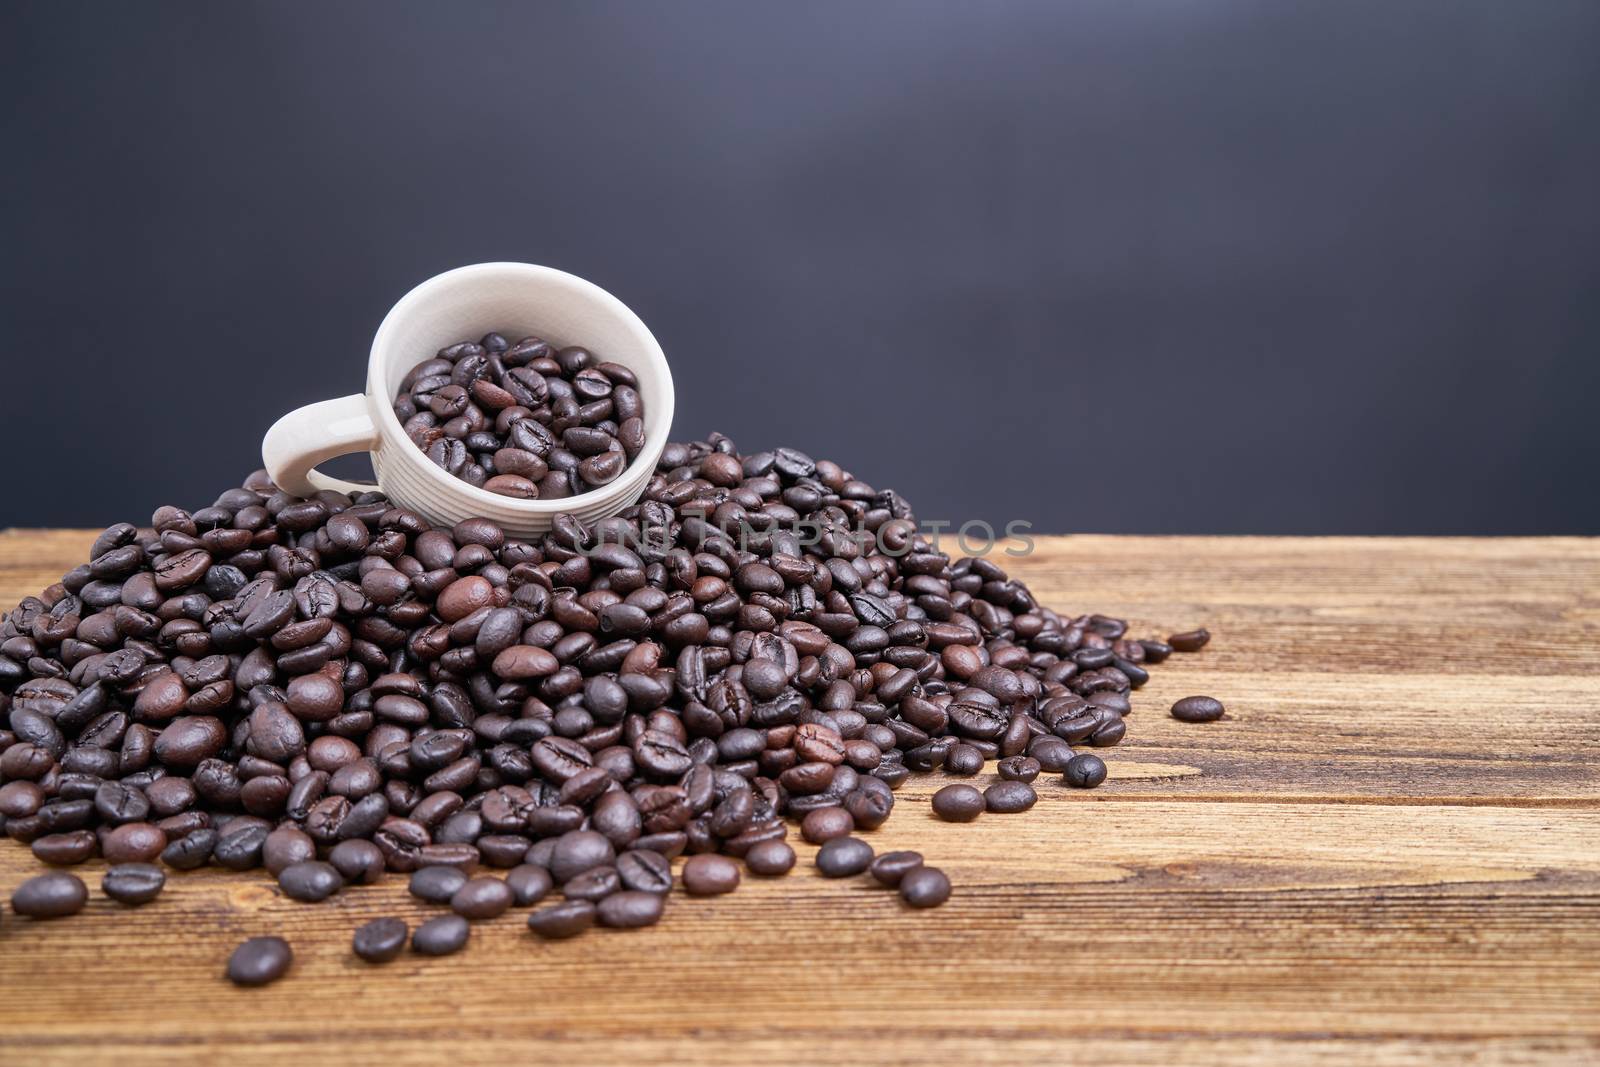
365,261,675,517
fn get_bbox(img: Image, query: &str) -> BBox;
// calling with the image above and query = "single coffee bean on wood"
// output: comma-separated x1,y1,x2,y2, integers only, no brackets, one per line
931,784,985,822
984,780,1037,814
815,836,874,877
1171,695,1226,723
743,840,796,876
899,865,952,908
412,914,471,956
1063,753,1108,788
682,854,740,896
11,872,88,918
352,917,408,963
102,863,166,906
226,936,293,986
869,850,924,887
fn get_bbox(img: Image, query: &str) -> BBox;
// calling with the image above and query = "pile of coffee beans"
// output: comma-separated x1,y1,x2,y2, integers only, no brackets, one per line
394,333,646,498
0,433,1217,985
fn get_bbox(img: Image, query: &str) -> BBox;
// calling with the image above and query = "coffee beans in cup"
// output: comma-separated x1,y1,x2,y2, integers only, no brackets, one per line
392,332,646,499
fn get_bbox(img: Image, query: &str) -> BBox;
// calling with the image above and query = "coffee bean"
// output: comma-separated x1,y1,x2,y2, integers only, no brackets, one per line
984,780,1037,814
352,916,408,963
996,756,1041,783
32,830,96,865
1171,695,1226,723
102,863,166,906
800,806,854,844
597,890,665,928
868,850,924,887
505,863,555,906
11,872,88,918
931,784,984,822
743,839,796,876
409,864,469,904
279,860,343,903
412,913,471,956
899,865,952,908
452,876,514,920
1063,753,1108,788
329,839,385,884
226,936,293,986
682,854,740,896
548,830,615,883
615,850,673,895
1168,629,1211,652
527,899,597,939
815,836,874,877
944,743,985,776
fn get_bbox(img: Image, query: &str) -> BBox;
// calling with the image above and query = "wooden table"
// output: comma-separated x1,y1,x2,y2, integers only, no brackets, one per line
1,531,1597,1065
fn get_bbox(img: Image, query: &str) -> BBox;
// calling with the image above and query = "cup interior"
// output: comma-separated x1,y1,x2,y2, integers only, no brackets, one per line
366,262,674,518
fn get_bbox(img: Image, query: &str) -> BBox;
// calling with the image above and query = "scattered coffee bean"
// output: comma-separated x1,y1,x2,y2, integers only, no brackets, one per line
505,864,554,906
800,806,854,844
682,854,740,896
597,890,665,928
997,756,1041,783
11,872,88,918
1063,753,1108,788
931,784,985,822
1171,695,1226,723
1168,629,1211,652
410,865,469,904
102,863,166,906
984,780,1037,814
352,917,408,963
226,936,292,986
528,899,597,939
412,913,471,956
744,840,796,876
452,877,514,920
869,850,924,887
815,836,874,877
899,866,952,908
278,861,343,903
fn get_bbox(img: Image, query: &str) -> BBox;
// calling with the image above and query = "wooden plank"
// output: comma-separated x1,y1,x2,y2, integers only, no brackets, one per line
1,530,1597,1066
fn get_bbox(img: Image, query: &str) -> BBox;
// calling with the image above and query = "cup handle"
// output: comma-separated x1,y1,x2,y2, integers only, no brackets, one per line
262,394,380,497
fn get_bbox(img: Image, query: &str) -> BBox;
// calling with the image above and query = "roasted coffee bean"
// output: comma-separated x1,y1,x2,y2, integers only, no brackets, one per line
527,899,597,939
869,850,924,887
984,780,1037,814
743,839,796,876
800,806,854,844
615,850,673,895
352,916,409,963
226,936,293,986
931,784,984,822
102,863,166,906
548,830,615,883
412,914,471,956
996,756,1041,783
1063,753,1108,788
1168,629,1211,652
409,865,469,904
32,831,96,865
1171,695,1226,723
329,839,385,884
815,836,874,877
899,865,952,908
682,853,740,896
944,743,985,776
506,863,555,906
597,889,665,928
279,860,343,903
452,876,514,920
11,872,88,918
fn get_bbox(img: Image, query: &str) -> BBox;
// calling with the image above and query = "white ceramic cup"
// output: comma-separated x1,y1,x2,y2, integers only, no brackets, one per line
261,262,674,539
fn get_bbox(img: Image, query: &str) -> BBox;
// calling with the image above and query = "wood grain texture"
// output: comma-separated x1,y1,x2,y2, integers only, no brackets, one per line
1,529,1597,1066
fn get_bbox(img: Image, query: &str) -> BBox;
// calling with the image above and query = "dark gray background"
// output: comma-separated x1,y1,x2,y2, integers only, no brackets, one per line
4,1,1598,534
